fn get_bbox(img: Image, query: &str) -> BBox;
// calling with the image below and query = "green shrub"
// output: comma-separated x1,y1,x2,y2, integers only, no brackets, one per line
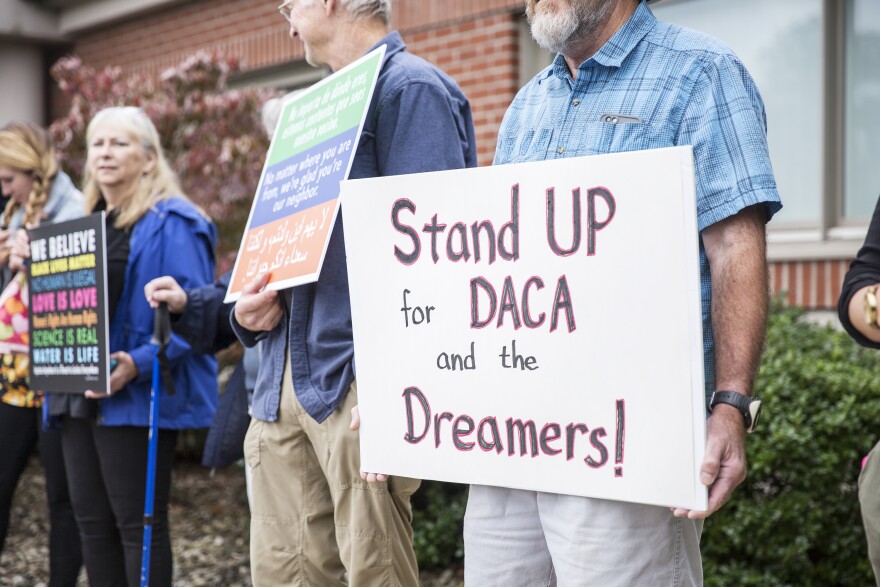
410,303,880,582
412,480,467,570
702,302,880,586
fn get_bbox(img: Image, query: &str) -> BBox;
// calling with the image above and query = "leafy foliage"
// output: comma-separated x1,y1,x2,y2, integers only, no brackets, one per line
49,52,276,271
412,480,467,570
702,301,880,586
411,304,880,582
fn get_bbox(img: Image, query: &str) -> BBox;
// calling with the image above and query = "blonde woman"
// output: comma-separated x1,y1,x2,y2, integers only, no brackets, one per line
0,121,84,586
51,107,217,587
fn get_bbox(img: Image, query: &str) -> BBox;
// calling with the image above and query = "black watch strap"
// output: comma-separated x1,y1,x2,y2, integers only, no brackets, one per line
710,390,762,433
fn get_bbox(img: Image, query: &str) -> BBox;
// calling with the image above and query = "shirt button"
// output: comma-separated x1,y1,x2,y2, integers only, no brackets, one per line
572,98,580,106
557,146,565,154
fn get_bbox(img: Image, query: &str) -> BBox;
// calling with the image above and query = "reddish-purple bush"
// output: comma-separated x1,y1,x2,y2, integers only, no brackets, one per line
50,51,277,271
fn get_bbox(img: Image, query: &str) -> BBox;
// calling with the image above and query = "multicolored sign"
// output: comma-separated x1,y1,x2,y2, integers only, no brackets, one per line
225,45,386,302
27,212,110,394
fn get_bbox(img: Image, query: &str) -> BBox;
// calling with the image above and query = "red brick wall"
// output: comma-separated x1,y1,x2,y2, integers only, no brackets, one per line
406,13,520,165
74,0,304,78
67,2,851,311
769,260,849,310
70,0,523,165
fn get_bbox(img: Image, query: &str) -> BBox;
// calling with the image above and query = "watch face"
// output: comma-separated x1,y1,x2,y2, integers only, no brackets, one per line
747,401,762,433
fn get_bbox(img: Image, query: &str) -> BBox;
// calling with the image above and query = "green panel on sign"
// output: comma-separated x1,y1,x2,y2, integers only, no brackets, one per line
268,52,382,166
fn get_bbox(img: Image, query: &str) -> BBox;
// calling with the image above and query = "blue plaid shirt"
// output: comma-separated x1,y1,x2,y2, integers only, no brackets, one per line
495,1,782,402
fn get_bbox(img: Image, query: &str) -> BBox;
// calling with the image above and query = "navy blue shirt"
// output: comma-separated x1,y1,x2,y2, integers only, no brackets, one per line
175,271,237,355
235,31,478,423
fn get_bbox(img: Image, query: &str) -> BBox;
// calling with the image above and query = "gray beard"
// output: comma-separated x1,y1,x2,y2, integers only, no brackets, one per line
527,0,615,55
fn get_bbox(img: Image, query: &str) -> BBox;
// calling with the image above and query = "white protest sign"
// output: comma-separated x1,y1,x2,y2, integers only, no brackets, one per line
340,146,707,510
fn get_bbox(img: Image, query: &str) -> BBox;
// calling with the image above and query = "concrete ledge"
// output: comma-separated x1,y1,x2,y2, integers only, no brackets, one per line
58,0,183,35
0,0,65,42
767,228,863,262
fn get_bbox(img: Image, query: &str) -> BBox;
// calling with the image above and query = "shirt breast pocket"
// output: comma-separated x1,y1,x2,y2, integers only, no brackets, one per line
579,121,673,156
497,127,555,164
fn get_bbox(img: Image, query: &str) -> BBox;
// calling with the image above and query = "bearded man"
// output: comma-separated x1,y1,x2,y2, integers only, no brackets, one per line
462,1,782,584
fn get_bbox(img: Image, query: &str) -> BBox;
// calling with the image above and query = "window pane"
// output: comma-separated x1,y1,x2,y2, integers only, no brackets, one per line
844,0,880,220
652,0,822,224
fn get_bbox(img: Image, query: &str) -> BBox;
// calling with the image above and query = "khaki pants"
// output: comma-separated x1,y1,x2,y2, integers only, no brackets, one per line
464,485,703,586
245,357,420,586
860,440,880,586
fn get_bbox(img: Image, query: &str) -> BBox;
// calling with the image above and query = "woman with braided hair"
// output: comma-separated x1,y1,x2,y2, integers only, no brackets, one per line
0,120,84,586
0,122,85,278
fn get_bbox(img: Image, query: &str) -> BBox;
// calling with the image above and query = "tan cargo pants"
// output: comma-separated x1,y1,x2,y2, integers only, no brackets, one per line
245,356,421,586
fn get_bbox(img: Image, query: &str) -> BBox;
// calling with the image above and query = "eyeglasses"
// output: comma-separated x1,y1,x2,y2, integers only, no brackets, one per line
277,0,295,23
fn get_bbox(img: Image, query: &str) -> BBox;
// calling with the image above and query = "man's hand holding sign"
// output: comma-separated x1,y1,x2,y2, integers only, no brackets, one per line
232,273,283,333
674,204,769,519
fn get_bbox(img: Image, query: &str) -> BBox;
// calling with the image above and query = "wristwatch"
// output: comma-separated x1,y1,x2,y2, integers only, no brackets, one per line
709,390,762,433
864,286,880,330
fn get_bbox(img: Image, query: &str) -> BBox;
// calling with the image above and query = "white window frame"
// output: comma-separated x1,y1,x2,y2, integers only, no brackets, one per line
516,2,875,262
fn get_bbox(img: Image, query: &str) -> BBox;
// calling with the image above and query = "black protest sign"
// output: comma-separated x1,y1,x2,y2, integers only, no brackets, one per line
28,212,109,394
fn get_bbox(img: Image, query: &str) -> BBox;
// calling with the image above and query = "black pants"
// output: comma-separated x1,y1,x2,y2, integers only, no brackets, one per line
62,417,177,587
0,402,82,587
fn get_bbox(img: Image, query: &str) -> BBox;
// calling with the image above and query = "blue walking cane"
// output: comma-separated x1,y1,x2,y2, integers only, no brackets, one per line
140,302,173,587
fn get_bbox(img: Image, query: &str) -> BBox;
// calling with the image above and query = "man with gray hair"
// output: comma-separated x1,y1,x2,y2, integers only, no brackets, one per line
232,0,477,584
462,0,781,584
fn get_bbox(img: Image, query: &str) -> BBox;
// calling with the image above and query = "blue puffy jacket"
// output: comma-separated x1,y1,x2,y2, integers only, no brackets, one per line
98,198,218,429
